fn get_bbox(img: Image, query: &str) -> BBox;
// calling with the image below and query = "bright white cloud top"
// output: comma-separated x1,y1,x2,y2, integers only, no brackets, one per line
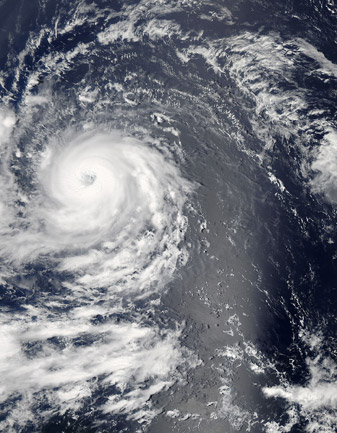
0,128,192,294
0,118,195,430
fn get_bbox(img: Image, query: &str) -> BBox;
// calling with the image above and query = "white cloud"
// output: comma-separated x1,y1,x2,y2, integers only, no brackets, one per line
263,332,337,433
143,19,182,40
0,130,192,297
0,121,196,429
311,128,337,202
0,109,16,147
0,307,197,431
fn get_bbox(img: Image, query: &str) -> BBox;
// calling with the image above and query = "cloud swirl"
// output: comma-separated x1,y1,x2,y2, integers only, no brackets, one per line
0,114,195,430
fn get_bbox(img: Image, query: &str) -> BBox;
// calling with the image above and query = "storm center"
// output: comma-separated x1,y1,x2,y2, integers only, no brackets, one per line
81,171,97,186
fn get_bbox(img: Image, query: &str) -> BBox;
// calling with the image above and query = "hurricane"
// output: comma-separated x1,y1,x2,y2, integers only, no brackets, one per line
1,0,337,432
1,127,191,290
0,44,196,427
0,112,196,429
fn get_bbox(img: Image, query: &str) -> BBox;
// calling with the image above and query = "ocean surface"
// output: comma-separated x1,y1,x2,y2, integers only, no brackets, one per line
0,1,336,432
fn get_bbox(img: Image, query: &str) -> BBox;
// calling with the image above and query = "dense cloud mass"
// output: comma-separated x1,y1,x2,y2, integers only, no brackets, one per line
0,126,191,294
0,108,195,429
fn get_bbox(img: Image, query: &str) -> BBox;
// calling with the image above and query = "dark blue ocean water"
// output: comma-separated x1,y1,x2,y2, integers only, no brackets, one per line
0,1,336,432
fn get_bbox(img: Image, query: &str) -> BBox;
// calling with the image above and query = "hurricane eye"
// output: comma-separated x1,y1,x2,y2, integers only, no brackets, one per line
81,171,97,186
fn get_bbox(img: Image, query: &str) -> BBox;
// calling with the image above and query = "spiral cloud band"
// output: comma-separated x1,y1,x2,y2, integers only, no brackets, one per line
1,128,191,295
0,117,195,429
